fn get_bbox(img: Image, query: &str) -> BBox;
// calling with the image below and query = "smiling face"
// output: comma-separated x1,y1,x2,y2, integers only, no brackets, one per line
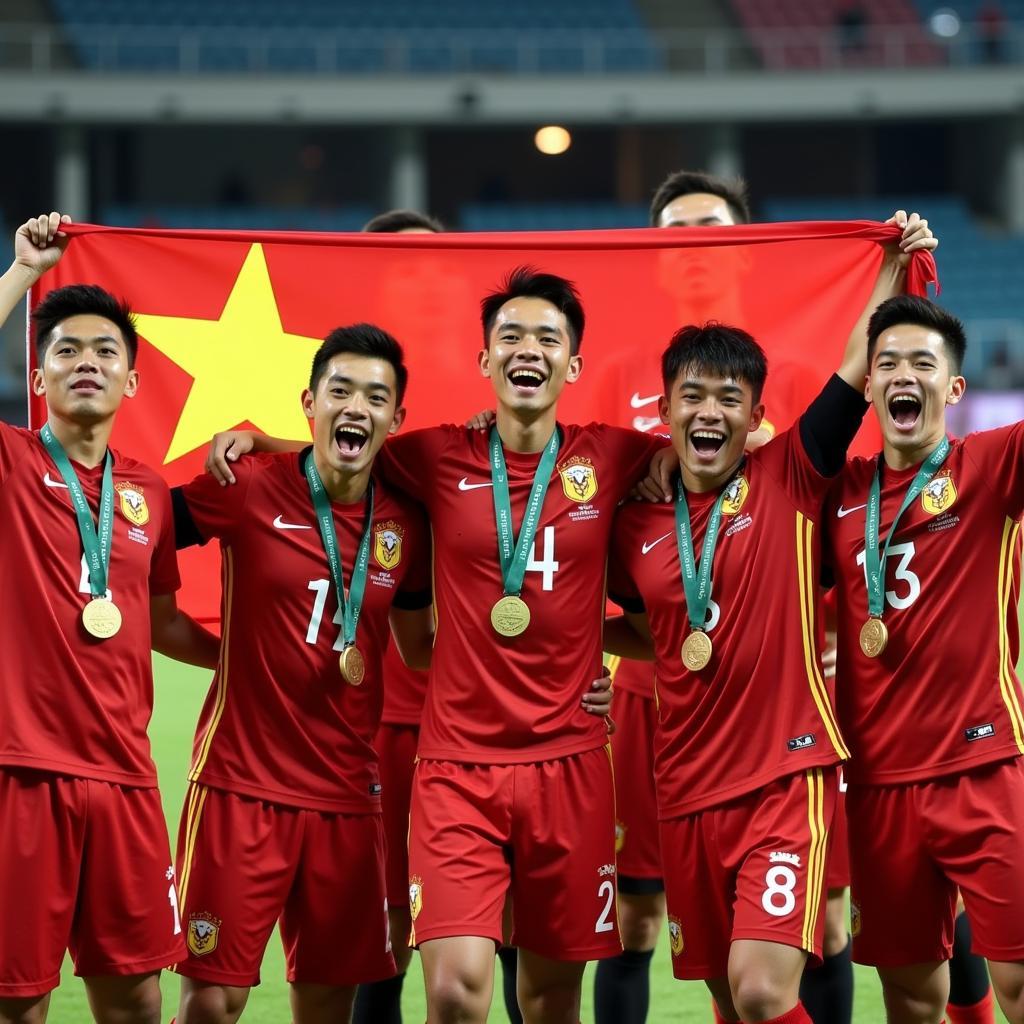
661,368,764,492
32,314,138,424
865,323,965,462
302,353,405,480
478,296,582,416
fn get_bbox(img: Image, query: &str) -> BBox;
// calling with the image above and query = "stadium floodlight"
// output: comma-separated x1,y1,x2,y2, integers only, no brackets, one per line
534,125,572,155
928,7,961,38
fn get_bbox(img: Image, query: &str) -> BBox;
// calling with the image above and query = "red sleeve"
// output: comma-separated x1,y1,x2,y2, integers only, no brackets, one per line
963,421,1024,520
608,508,645,613
374,426,456,504
0,422,34,484
148,479,182,595
756,427,831,517
394,504,432,609
178,454,259,543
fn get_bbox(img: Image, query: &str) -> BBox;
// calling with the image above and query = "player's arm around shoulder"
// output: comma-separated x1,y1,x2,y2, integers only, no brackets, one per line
205,429,305,486
0,212,70,331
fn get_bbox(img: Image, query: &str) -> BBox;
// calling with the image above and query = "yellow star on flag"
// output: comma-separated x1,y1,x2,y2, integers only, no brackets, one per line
135,243,320,464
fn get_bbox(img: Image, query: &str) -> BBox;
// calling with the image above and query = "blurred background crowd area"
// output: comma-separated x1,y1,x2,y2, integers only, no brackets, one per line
1,0,1022,428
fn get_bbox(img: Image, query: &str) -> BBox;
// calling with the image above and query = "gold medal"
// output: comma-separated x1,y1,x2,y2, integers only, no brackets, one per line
681,629,712,672
82,597,122,639
339,645,366,686
859,617,889,658
490,595,531,637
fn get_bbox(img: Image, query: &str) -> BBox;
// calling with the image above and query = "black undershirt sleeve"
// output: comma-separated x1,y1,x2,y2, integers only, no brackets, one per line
391,588,433,611
797,373,869,478
608,590,646,615
171,486,207,551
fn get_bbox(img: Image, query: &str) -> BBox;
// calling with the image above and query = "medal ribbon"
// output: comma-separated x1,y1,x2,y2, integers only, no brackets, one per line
304,451,375,649
489,425,560,598
674,470,740,633
864,437,950,619
40,423,114,599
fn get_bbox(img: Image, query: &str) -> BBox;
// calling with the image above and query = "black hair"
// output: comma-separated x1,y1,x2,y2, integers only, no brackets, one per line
650,169,752,227
480,265,585,354
309,323,409,405
31,284,138,367
661,322,768,402
867,295,967,374
362,209,445,233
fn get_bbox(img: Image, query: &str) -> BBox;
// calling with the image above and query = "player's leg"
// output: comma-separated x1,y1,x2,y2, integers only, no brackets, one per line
594,688,663,1024
497,899,524,1024
409,760,512,1023
516,951,585,1024
946,908,995,1024
0,770,87,1024
81,974,162,1024
71,781,185,1024
282,811,394,1023
798,888,852,1024
173,786,301,1024
354,723,418,1024
987,962,1024,1024
728,940,809,1022
509,750,621,1021
846,780,953,1024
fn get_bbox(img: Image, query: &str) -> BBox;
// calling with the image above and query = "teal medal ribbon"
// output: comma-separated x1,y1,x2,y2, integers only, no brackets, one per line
40,423,122,639
674,466,741,671
860,437,950,657
304,451,375,683
488,425,560,637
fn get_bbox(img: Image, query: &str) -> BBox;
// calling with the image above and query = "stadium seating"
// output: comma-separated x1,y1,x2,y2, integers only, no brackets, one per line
49,0,661,73
460,202,649,231
101,205,375,232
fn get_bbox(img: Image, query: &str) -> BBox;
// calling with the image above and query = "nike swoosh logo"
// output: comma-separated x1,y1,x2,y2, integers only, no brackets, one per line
43,472,68,489
836,503,867,519
641,532,673,555
630,392,660,409
273,515,312,530
458,478,493,491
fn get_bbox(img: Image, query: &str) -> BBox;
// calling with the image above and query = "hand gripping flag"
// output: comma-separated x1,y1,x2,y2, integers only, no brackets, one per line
28,221,937,621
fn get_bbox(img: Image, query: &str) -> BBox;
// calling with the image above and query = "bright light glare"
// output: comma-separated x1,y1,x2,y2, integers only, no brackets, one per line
929,8,961,37
534,126,572,155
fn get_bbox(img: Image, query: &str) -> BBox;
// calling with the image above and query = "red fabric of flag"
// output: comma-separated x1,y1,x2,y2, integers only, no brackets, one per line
27,221,937,622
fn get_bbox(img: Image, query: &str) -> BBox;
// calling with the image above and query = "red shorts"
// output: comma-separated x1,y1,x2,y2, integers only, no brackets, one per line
824,768,850,891
0,768,184,998
174,784,394,987
408,748,621,961
611,689,663,889
375,722,419,908
660,767,836,980
848,757,1024,967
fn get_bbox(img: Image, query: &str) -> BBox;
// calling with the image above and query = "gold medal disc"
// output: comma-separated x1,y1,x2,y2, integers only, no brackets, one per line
339,645,366,686
859,617,889,659
681,630,713,672
82,598,122,640
490,595,531,637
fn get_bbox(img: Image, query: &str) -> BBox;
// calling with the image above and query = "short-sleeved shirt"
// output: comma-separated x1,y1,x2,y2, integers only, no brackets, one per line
376,423,664,764
0,422,179,787
176,450,431,813
381,642,429,726
825,422,1024,785
609,385,859,819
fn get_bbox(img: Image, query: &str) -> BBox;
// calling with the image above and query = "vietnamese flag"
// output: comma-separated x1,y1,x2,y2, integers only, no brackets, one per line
27,221,937,622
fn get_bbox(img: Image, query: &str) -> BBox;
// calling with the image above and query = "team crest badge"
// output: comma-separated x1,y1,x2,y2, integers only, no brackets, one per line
668,916,684,957
615,820,626,854
409,875,424,921
186,912,221,956
559,456,598,503
115,482,150,526
850,900,861,937
721,475,749,516
373,520,404,570
921,471,957,516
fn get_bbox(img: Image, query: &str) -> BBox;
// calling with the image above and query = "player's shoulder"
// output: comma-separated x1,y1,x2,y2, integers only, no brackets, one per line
961,421,1024,461
372,474,427,524
834,452,877,487
612,494,669,538
111,449,170,492
0,420,38,454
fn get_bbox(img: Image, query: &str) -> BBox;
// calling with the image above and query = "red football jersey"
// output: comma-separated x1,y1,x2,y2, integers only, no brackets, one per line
610,656,656,701
376,423,663,763
825,423,1024,785
179,451,431,813
0,422,179,787
609,427,849,818
381,640,428,726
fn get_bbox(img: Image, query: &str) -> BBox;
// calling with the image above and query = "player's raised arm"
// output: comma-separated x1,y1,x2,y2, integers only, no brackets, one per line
836,210,937,388
0,213,71,331
150,593,220,669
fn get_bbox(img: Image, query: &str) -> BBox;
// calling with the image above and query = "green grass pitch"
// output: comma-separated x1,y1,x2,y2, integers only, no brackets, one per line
46,651,1014,1023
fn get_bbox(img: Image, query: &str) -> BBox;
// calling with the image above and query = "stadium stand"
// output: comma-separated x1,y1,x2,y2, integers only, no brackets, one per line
100,205,376,232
